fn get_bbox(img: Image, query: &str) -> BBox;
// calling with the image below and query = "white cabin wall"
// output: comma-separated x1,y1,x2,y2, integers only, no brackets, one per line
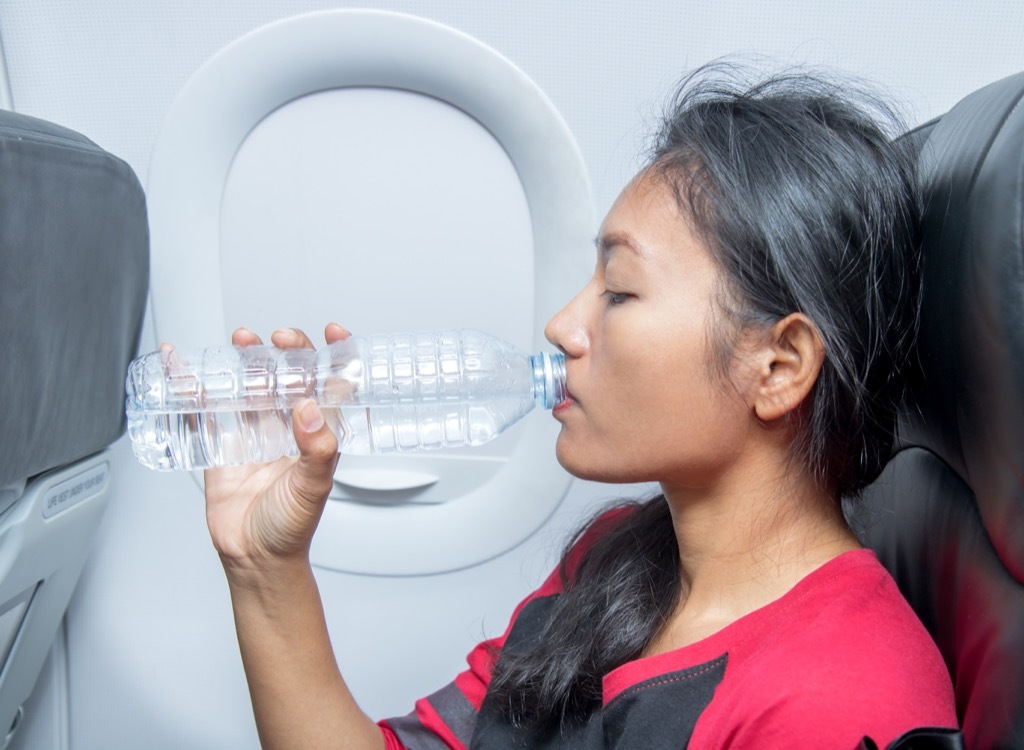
0,3,1021,748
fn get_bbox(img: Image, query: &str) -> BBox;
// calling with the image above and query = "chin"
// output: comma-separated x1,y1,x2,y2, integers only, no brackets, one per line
555,440,647,484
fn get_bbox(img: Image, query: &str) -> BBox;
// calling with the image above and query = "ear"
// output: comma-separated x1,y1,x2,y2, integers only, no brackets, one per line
750,313,825,422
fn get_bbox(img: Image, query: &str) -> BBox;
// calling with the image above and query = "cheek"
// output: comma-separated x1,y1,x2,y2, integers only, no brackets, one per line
591,305,712,419
619,334,748,453
626,321,708,398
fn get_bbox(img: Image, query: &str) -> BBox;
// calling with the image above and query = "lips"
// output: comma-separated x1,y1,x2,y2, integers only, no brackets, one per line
552,390,577,416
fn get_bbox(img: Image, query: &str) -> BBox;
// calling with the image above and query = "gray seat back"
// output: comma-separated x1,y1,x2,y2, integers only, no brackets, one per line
0,109,148,744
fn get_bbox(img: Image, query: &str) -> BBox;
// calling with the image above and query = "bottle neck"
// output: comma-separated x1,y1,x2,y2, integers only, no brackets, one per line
531,352,566,409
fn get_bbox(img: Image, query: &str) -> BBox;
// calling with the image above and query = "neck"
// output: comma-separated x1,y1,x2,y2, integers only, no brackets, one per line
650,454,860,652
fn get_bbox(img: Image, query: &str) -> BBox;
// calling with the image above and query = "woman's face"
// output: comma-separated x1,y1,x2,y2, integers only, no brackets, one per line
544,172,757,490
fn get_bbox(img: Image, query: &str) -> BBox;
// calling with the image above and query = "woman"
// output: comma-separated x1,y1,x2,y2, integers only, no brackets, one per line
205,66,959,748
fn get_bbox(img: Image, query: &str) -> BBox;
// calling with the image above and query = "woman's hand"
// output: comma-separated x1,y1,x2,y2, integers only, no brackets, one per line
200,328,384,750
204,324,351,571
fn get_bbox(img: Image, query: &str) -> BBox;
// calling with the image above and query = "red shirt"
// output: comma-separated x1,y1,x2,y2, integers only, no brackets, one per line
381,540,957,748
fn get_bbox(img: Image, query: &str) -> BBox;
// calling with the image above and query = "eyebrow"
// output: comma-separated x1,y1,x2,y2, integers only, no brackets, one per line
595,231,648,259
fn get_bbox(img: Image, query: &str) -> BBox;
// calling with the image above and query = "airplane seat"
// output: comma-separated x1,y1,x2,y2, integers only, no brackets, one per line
850,71,1024,749
0,109,148,745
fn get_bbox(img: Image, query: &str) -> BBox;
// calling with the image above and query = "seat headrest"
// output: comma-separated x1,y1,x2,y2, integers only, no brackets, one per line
0,110,149,490
906,71,1024,582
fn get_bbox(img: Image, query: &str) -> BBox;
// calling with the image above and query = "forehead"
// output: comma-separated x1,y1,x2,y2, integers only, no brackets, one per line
597,171,705,266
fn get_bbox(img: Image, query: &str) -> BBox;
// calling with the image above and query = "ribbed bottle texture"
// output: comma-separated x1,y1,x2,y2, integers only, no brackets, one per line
125,329,566,470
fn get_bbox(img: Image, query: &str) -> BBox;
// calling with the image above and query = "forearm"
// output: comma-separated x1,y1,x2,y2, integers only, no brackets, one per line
225,557,385,750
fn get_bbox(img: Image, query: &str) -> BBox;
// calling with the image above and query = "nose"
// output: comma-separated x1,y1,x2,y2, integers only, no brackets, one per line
544,286,589,358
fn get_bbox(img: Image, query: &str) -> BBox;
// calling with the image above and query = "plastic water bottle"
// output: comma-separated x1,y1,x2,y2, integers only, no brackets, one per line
125,329,566,471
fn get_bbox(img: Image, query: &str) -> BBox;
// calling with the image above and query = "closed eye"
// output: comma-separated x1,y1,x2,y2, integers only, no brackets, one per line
602,290,633,306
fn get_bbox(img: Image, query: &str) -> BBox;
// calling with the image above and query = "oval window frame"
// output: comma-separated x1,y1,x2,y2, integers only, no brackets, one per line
146,9,593,574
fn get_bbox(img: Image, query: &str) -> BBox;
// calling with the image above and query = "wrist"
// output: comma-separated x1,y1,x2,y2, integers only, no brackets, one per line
220,550,315,598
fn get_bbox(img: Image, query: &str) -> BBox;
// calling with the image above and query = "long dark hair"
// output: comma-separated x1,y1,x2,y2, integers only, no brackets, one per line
487,63,922,732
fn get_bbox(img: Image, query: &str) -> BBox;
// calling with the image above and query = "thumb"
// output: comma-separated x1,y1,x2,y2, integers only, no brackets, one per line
288,399,339,507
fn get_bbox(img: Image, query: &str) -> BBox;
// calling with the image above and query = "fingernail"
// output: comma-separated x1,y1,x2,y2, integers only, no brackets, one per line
297,399,324,432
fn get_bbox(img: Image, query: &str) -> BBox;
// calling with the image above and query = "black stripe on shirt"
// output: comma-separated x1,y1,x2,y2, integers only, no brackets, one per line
388,681,478,749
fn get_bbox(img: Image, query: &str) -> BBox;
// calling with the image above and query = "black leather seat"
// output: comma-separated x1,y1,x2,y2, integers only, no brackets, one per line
851,72,1024,749
0,110,148,745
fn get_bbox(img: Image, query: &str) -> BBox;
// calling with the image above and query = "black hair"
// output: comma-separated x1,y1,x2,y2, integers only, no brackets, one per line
650,64,921,498
486,62,922,734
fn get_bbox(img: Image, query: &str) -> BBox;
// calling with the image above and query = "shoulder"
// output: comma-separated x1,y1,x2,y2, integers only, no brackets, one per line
560,502,641,574
482,502,644,647
481,500,655,655
558,497,670,584
721,550,958,747
785,550,948,677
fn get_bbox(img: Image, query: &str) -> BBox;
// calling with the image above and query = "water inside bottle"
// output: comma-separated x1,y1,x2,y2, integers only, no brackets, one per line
128,396,534,470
